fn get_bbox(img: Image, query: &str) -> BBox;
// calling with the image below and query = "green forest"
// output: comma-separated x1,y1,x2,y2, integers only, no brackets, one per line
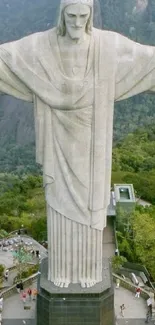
115,204,155,281
112,125,155,204
111,124,155,280
0,174,46,242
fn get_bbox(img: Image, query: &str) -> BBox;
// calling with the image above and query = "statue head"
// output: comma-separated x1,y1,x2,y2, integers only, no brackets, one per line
57,0,93,39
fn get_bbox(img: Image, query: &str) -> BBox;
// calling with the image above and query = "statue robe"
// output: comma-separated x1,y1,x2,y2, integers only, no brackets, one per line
0,27,155,230
0,27,155,283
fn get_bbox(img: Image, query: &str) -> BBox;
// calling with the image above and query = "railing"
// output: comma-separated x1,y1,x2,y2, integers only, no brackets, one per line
0,263,37,288
0,272,38,299
113,273,153,300
123,261,154,289
0,265,17,287
0,270,153,302
113,221,155,290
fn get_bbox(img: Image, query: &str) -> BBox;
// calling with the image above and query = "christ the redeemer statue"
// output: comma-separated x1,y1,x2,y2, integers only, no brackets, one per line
0,0,155,288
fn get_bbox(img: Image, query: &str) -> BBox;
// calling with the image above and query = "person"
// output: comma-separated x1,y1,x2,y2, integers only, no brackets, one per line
0,296,3,313
120,304,125,317
4,269,9,281
115,248,119,256
19,281,23,292
147,297,152,308
16,282,21,293
1,0,155,288
21,291,27,303
145,310,150,323
145,307,152,323
32,288,38,300
145,297,153,323
135,286,141,298
0,295,3,325
116,278,120,289
148,304,152,319
36,250,39,258
27,288,32,301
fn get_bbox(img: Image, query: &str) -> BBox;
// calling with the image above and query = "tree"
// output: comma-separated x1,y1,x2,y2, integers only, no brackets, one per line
0,264,5,277
132,209,155,280
111,255,127,273
12,241,32,281
30,216,47,241
0,229,8,239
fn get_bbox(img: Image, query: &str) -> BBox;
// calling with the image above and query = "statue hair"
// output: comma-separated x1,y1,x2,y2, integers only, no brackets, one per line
57,6,93,36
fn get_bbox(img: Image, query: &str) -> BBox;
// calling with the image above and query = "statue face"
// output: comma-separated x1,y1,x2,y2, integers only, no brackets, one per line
64,4,91,41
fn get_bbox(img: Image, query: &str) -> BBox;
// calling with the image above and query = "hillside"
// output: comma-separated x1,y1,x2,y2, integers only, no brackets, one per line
112,125,155,204
0,0,155,172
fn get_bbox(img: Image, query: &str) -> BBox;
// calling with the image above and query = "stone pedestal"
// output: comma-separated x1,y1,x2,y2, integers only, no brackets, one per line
36,258,114,325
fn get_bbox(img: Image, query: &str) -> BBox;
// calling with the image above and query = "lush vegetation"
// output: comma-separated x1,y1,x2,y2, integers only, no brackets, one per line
112,125,155,204
0,143,42,175
0,174,46,241
116,205,155,281
112,124,155,280
14,264,39,283
0,265,4,277
111,255,127,273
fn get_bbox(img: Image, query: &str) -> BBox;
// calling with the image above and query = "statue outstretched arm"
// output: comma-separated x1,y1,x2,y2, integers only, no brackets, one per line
0,46,33,102
115,33,155,101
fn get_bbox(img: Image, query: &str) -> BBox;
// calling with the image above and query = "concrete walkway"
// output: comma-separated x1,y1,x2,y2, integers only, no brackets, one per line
2,282,37,320
0,235,47,288
103,218,115,258
3,269,17,287
116,319,155,324
114,286,152,325
2,321,35,325
0,250,14,268
1,229,151,324
1,282,149,323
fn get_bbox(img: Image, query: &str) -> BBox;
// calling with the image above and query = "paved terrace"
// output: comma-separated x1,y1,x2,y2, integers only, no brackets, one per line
115,286,153,324
2,284,37,319
0,221,153,324
0,236,47,287
1,282,150,324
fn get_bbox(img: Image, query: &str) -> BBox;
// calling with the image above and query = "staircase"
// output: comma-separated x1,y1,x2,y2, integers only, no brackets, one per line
103,217,115,258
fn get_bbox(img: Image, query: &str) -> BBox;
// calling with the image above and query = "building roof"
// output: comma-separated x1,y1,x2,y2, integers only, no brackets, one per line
114,184,136,203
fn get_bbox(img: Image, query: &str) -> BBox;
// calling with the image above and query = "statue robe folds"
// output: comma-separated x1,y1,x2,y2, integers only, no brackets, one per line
0,27,155,284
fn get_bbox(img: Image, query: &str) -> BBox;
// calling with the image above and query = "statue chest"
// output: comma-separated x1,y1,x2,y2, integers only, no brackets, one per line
60,52,89,79
57,38,92,79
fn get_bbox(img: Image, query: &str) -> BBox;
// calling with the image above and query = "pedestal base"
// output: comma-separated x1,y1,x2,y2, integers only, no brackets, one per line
36,258,114,325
